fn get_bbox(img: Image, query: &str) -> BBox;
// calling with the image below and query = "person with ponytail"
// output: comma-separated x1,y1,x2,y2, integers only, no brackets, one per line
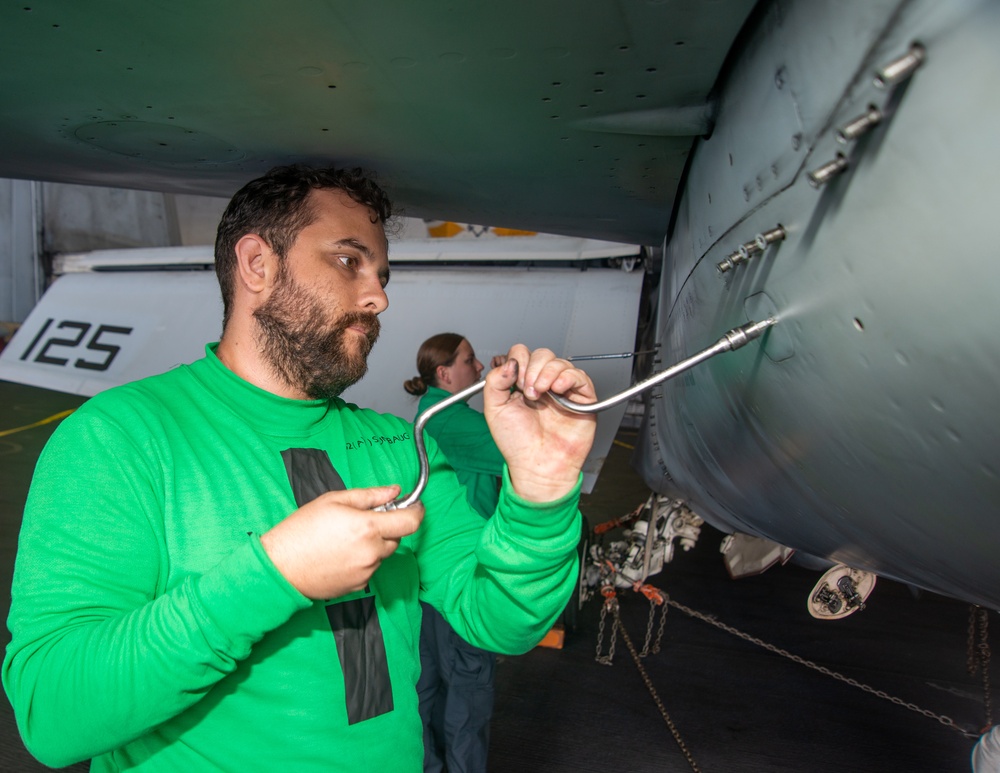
404,332,505,773
404,333,505,518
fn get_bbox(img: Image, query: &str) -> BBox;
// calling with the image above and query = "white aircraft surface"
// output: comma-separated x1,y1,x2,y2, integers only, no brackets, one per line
0,233,645,492
0,0,997,618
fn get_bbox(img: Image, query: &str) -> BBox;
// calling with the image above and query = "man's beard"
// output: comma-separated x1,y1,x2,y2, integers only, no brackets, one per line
253,271,381,400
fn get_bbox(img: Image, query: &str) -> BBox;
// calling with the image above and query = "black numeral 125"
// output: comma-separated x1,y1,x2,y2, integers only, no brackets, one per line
19,318,134,372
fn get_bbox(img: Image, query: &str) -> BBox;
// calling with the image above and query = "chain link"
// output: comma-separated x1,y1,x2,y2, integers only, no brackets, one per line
666,596,980,739
978,608,992,730
654,602,668,654
638,598,669,657
968,605,978,675
640,597,657,657
592,587,987,773
610,601,702,772
595,591,618,666
966,605,993,732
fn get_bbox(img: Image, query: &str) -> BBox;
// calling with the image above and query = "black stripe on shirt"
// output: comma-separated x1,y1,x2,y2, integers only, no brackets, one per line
281,447,393,724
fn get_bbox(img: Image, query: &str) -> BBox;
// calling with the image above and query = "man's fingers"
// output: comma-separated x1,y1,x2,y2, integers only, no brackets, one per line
318,484,401,511
375,505,425,543
546,365,597,402
521,351,596,403
484,344,597,405
528,359,571,396
519,348,556,400
326,486,424,543
485,346,524,398
262,486,425,599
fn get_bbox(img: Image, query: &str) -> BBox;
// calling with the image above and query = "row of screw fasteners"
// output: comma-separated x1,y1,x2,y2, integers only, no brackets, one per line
717,225,786,273
808,43,924,188
719,44,925,275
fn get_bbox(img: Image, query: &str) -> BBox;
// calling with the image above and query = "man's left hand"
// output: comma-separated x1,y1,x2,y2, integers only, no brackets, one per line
482,345,597,503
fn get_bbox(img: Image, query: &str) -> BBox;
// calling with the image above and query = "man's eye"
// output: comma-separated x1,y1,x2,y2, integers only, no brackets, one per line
337,256,357,269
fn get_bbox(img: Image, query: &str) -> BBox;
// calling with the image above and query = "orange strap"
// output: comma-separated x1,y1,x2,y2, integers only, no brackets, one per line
633,582,665,605
593,501,647,534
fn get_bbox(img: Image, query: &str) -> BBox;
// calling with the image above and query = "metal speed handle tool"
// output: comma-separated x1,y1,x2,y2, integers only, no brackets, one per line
376,318,776,511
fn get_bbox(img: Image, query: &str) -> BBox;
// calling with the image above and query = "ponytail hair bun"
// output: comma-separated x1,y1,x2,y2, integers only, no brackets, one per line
405,332,465,394
403,376,428,396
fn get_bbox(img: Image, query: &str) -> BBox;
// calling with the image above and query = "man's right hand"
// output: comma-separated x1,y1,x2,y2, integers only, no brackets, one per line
260,485,424,599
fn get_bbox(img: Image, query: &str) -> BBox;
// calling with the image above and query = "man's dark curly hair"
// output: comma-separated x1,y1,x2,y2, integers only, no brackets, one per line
214,165,393,329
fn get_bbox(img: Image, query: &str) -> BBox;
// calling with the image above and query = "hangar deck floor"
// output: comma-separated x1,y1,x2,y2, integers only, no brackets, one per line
0,379,991,772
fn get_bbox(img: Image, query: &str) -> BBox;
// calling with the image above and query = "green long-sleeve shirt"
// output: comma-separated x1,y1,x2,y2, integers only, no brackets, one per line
417,386,504,519
3,344,581,772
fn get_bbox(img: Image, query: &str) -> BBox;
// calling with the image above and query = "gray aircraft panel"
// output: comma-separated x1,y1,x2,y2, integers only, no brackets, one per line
638,0,1000,608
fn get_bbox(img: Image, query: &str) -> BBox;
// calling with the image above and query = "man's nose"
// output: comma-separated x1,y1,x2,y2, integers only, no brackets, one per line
360,277,389,314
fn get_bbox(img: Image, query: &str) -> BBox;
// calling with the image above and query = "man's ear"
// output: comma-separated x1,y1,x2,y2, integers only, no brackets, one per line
234,234,277,295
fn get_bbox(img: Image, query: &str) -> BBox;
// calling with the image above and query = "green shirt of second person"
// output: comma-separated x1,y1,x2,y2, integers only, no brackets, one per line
416,384,504,518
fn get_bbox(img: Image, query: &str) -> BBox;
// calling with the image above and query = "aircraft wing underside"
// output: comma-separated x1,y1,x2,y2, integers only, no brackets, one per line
0,0,756,245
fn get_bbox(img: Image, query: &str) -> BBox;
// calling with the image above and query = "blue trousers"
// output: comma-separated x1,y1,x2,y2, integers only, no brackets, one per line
416,602,496,773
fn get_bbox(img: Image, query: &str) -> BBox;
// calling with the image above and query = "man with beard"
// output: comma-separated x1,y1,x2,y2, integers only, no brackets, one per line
3,166,597,773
